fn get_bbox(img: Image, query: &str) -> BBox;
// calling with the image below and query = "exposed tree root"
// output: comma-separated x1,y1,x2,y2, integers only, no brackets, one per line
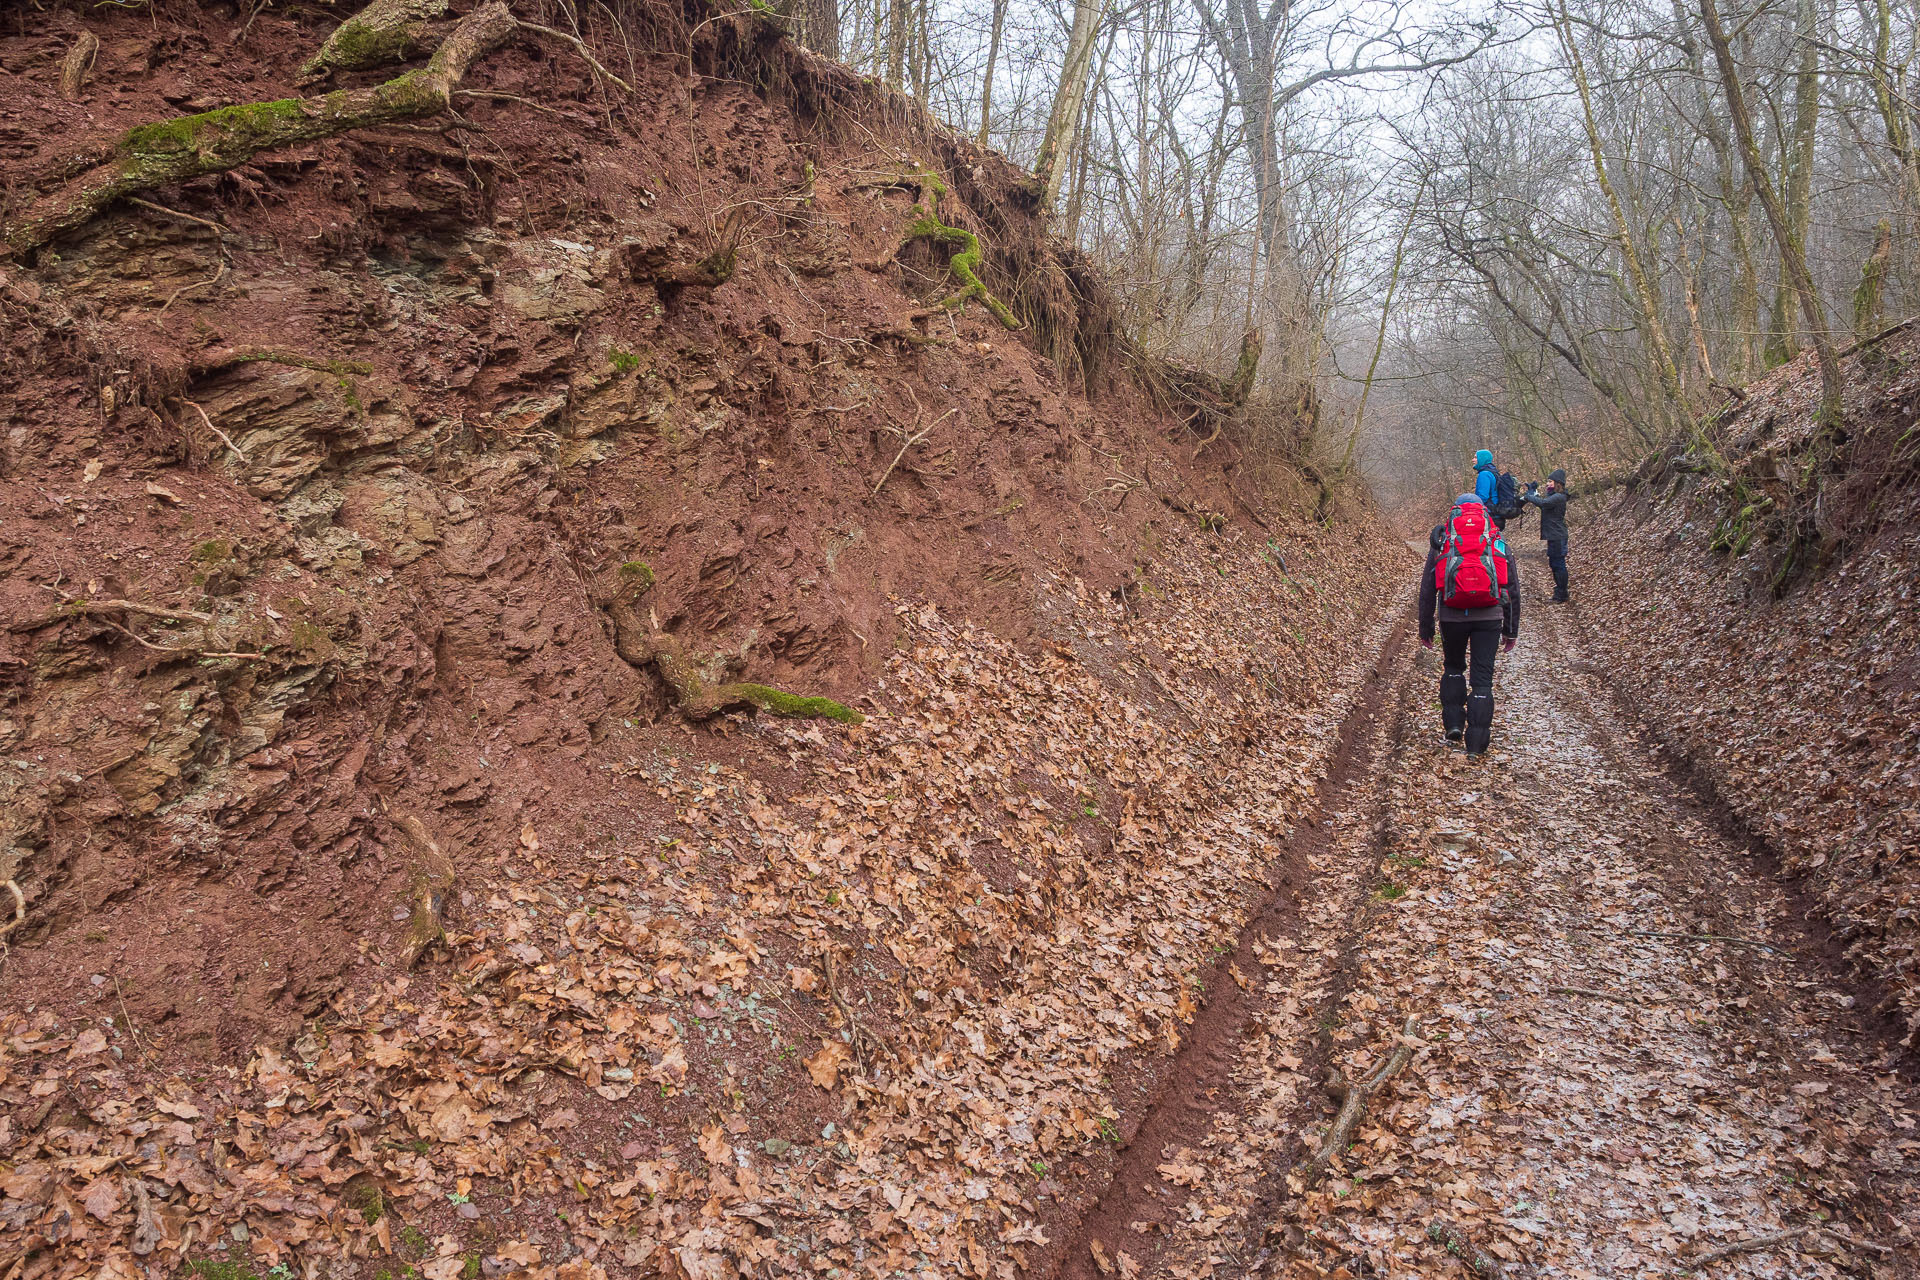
1294,1013,1419,1186
890,171,1021,330
8,596,214,632
0,880,25,951
605,602,862,724
391,812,455,970
6,2,516,257
60,29,99,101
300,0,449,81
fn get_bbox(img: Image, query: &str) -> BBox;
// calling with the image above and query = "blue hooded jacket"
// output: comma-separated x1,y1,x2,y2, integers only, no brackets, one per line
1473,450,1497,506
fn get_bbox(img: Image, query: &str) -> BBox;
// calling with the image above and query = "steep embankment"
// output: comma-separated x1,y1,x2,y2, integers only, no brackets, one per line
1579,330,1920,1050
0,5,1403,1280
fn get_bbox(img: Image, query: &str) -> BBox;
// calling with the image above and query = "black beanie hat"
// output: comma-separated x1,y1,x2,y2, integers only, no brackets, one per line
1550,468,1567,485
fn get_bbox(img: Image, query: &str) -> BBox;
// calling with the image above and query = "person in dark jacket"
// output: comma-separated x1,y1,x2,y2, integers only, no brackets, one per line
1523,469,1572,602
1419,498,1522,755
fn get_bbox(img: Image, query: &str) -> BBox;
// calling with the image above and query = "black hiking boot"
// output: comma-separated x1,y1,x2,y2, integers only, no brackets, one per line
1551,590,1569,604
1441,672,1467,744
1464,690,1494,754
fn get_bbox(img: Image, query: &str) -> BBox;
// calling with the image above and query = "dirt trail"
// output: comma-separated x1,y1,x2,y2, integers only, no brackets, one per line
1052,561,1920,1279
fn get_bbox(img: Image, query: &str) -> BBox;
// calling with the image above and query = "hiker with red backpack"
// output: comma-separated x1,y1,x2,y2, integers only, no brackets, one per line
1418,495,1523,755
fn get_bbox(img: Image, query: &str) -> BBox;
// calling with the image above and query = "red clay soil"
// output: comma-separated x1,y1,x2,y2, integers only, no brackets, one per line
0,0,1285,1054
0,6,1407,1280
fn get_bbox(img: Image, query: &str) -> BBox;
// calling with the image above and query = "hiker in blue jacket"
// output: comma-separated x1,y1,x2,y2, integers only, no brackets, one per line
1473,449,1498,508
1473,449,1522,531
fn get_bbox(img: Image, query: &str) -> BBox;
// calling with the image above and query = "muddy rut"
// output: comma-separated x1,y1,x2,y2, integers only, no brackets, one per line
1045,561,1920,1279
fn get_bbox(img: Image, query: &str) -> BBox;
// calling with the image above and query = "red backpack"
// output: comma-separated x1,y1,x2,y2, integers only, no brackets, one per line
1435,501,1508,609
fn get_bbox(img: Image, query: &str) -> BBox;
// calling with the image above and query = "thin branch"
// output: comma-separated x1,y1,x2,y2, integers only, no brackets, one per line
1549,985,1659,1006
1689,1225,1824,1265
517,21,636,93
1621,929,1791,955
178,398,250,460
871,407,959,497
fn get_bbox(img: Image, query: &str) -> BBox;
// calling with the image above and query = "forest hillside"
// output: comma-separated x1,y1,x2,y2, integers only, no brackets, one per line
1580,331,1920,1045
0,5,1403,1280
6,0,1920,1278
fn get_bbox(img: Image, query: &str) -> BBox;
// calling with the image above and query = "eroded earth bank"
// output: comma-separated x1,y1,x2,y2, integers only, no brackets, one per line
4,3,1920,1280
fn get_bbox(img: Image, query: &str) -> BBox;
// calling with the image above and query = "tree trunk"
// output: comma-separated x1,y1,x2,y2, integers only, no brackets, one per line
1035,0,1105,210
1765,0,1820,367
976,0,1007,146
1698,0,1844,423
1555,0,1684,431
908,0,929,101
1063,21,1116,238
1341,180,1420,475
1670,0,1758,377
802,0,839,60
886,0,908,89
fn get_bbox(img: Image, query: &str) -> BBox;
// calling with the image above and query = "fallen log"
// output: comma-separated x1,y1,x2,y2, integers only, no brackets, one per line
1295,1013,1419,1186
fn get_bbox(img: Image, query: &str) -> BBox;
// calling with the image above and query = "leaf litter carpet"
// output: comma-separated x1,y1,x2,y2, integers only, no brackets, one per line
6,537,1919,1280
0,527,1407,1280
1084,593,1919,1279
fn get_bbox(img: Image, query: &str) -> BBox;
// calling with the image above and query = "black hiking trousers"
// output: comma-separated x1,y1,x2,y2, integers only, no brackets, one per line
1440,618,1504,754
1546,538,1569,599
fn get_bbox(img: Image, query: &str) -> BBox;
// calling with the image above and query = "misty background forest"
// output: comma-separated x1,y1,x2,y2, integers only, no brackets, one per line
776,0,1913,507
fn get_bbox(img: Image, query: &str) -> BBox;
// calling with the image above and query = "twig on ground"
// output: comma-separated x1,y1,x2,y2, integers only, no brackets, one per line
1687,1225,1823,1266
872,404,958,497
1819,1225,1893,1256
1550,985,1657,1006
821,950,880,1067
1296,1014,1420,1186
517,21,635,92
1623,929,1791,956
113,976,155,1058
1426,1218,1511,1278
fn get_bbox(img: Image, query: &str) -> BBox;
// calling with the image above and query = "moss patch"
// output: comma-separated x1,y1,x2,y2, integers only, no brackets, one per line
731,683,864,724
897,170,1021,331
127,99,308,157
